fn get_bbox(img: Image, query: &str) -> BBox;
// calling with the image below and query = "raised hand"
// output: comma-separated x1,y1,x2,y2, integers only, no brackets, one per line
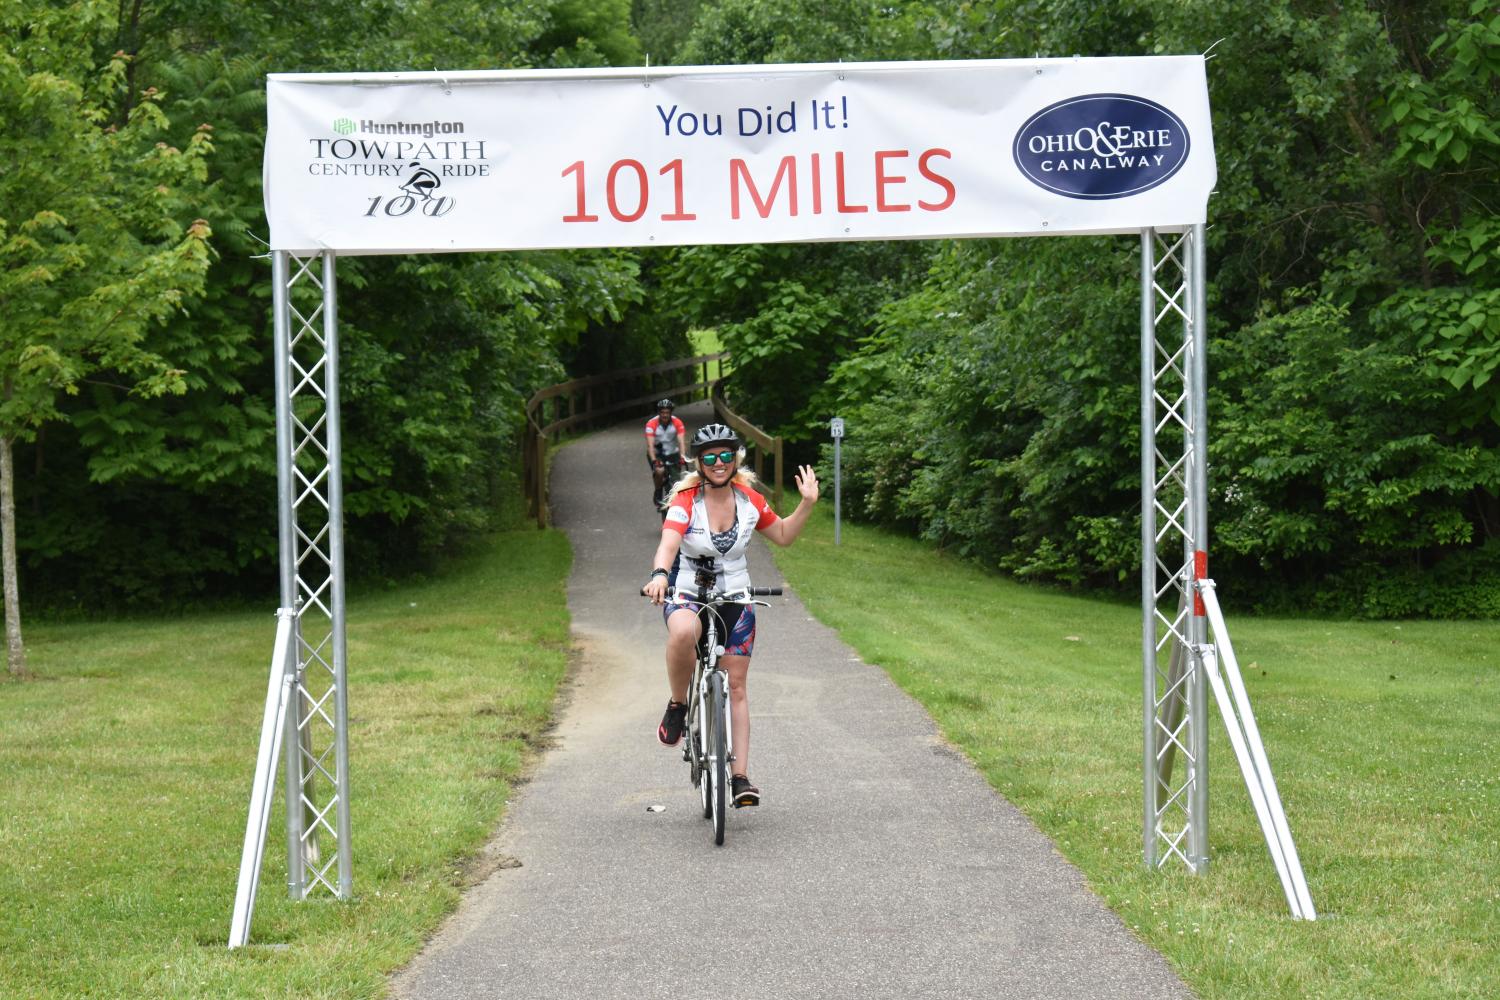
794,464,820,503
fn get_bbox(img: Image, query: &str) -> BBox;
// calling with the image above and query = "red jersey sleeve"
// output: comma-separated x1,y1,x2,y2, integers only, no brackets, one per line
644,417,660,436
663,488,696,535
743,486,780,530
672,417,686,435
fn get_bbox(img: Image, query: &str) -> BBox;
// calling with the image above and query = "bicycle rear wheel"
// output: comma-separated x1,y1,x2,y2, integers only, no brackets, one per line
706,672,728,845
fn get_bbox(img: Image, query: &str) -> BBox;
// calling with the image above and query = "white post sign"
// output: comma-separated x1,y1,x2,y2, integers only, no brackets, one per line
264,57,1216,254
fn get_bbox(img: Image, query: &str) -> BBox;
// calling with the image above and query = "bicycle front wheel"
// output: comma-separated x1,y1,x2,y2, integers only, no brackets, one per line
706,671,728,845
692,696,711,818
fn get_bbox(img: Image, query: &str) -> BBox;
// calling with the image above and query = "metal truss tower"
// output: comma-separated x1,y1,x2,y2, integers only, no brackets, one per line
1140,226,1210,872
1137,227,1316,916
230,251,350,947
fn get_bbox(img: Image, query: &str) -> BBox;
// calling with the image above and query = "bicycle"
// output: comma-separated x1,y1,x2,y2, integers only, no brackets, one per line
652,454,684,517
644,569,780,845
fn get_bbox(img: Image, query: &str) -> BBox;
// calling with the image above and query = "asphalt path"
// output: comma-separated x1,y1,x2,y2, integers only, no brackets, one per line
392,401,1193,1000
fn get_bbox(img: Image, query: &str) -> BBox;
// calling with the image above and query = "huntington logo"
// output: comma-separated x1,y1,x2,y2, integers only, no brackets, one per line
332,117,356,136
1013,94,1190,200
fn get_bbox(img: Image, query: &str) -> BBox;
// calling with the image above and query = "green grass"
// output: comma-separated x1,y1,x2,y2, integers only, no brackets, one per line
688,327,723,357
0,530,571,999
772,506,1500,999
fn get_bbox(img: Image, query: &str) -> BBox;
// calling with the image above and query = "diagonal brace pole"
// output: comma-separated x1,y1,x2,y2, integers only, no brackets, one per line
1197,579,1316,919
228,610,298,948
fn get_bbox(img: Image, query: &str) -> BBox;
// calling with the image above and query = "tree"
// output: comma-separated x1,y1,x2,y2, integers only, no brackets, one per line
0,9,211,673
14,0,660,610
656,0,934,448
810,0,1500,614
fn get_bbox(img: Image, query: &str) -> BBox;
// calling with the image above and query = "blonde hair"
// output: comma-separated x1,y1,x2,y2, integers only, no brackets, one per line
666,447,762,502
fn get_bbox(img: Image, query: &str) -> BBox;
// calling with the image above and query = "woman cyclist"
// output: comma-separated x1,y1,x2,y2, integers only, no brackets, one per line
642,423,820,808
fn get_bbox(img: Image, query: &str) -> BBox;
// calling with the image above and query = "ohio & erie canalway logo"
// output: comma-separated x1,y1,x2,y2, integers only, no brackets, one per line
1012,93,1190,200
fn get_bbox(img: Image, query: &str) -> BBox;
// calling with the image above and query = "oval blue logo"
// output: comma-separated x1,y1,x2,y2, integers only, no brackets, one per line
1013,93,1190,200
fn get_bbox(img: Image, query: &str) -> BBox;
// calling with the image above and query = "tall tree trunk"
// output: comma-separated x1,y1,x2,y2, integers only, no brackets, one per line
1,433,27,678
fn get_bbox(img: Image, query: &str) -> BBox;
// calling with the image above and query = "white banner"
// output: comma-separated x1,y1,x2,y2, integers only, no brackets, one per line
264,57,1215,254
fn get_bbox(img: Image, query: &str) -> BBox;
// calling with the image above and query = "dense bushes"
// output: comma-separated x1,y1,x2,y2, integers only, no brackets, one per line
703,0,1500,617
18,0,1499,617
14,1,663,611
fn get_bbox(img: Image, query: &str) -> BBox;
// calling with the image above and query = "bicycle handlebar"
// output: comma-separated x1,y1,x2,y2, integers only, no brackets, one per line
637,585,784,598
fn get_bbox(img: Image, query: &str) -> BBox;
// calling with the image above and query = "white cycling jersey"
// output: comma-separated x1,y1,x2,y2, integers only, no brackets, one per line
662,483,778,597
645,415,685,459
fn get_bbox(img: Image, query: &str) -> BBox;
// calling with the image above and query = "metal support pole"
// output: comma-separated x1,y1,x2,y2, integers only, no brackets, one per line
323,253,353,897
1140,231,1157,867
1197,581,1317,919
834,436,842,546
279,250,350,902
1142,227,1207,873
272,251,306,898
1186,223,1210,870
831,416,845,546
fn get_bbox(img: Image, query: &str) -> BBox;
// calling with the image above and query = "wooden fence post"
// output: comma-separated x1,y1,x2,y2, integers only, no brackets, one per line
773,437,784,509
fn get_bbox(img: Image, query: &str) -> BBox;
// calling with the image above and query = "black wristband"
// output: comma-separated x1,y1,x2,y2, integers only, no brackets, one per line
651,568,669,579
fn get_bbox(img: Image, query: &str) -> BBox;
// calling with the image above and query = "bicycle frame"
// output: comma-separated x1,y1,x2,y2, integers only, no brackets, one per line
655,574,780,844
653,455,685,512
676,589,732,789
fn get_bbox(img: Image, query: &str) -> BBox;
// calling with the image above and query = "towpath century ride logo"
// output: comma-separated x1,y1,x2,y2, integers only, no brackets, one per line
1012,93,1190,200
302,115,488,219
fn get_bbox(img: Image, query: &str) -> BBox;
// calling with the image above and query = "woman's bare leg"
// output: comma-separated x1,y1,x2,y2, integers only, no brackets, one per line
664,608,699,703
722,652,751,776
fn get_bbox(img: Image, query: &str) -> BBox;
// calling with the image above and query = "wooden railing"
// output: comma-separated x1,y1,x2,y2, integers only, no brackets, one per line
522,353,728,526
521,352,787,526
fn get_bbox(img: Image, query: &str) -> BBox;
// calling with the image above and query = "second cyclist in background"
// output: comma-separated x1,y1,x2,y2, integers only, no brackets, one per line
645,398,687,516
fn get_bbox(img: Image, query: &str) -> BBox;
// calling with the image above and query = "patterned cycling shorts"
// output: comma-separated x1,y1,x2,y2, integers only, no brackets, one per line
663,601,756,657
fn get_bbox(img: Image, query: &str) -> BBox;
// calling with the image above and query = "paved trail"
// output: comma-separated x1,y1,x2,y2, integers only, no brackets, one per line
392,402,1192,1000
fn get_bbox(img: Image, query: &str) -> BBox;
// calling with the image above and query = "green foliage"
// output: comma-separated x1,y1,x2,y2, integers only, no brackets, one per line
1212,293,1500,614
14,0,1497,614
830,237,1143,585
661,240,925,445
1379,1,1500,426
631,0,707,64
0,3,214,626
537,0,643,67
0,11,212,443
816,0,1500,616
676,0,911,64
12,0,657,609
657,0,936,449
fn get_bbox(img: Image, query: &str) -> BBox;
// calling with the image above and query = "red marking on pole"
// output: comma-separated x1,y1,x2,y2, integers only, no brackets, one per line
1193,550,1207,617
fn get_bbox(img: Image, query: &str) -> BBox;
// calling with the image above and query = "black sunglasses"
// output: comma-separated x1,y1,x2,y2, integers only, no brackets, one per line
699,450,736,466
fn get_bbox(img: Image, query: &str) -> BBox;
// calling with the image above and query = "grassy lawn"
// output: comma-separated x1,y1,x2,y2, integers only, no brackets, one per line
0,530,571,999
772,505,1499,999
687,327,722,357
